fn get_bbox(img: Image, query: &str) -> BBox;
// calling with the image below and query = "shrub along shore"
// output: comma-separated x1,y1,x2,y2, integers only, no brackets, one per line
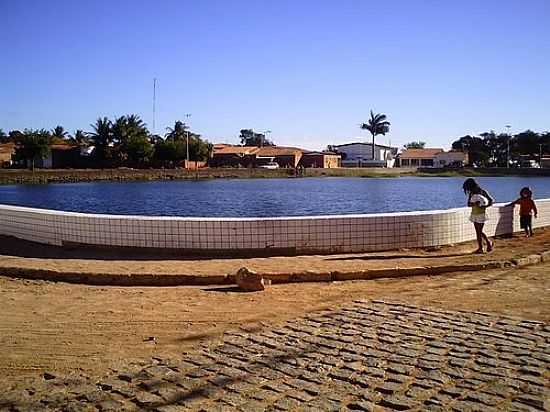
1,167,550,185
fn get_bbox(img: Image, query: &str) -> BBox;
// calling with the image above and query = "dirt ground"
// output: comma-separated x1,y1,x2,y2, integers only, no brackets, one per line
1,228,550,277
1,259,549,381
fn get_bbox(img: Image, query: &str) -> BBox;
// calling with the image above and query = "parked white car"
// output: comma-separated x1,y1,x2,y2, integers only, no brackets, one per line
259,162,279,169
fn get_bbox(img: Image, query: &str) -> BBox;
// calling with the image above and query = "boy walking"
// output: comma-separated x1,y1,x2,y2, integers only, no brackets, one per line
509,187,538,237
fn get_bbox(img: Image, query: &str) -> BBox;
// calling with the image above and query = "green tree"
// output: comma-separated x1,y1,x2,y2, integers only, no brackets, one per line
165,121,189,141
360,111,390,160
73,129,88,145
51,125,68,143
89,117,113,164
14,129,52,170
514,130,540,161
9,130,24,143
540,131,550,160
404,141,426,149
153,139,185,166
188,134,212,161
479,131,499,166
239,129,273,146
451,135,490,166
0,129,7,143
112,114,152,165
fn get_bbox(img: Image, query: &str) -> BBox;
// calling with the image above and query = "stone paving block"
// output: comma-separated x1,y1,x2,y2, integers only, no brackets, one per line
347,399,376,411
4,300,550,411
377,394,420,410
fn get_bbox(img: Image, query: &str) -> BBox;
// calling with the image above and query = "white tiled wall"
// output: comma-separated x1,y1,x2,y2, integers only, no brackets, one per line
1,199,549,255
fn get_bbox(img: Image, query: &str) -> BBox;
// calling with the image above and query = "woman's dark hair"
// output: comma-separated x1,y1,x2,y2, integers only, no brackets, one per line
520,187,532,197
463,178,481,194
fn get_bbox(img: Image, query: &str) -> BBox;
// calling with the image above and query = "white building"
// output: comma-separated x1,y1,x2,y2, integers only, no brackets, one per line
330,142,398,168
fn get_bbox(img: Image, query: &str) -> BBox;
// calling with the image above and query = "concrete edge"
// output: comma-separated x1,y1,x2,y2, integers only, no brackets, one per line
0,250,547,287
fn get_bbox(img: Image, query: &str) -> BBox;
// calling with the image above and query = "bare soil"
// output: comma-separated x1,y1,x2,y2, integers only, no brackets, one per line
1,228,550,278
0,259,549,381
0,229,548,381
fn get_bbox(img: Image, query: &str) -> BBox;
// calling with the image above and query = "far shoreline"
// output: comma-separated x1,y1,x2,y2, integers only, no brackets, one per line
1,167,550,185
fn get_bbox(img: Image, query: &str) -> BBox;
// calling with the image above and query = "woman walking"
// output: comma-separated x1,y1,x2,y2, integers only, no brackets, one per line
463,178,494,253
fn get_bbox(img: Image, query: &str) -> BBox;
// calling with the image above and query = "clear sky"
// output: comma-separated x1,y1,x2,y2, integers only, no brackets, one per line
2,0,549,150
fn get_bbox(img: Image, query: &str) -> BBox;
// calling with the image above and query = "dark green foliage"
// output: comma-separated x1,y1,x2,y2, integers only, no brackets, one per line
165,121,188,141
112,115,153,165
8,130,24,143
404,141,426,149
14,129,52,170
154,120,212,166
239,129,274,146
51,125,68,142
89,117,114,164
73,129,88,145
452,130,550,167
452,135,490,166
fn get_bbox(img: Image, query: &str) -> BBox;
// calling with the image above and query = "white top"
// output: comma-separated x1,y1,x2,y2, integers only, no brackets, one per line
471,194,489,207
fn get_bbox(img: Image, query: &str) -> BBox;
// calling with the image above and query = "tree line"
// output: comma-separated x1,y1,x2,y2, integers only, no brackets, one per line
452,130,550,167
0,115,212,169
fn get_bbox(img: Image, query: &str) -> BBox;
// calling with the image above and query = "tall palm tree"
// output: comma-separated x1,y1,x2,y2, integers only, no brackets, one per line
51,125,68,143
360,111,391,160
73,129,88,145
165,120,188,141
89,117,113,161
112,115,151,165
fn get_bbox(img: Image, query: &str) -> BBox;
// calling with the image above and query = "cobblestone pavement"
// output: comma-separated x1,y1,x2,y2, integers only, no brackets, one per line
1,300,549,411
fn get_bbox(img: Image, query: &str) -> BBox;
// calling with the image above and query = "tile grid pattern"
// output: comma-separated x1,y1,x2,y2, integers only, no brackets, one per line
0,200,549,254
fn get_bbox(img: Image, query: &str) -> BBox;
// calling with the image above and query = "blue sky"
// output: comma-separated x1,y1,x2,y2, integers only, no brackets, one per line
2,0,549,150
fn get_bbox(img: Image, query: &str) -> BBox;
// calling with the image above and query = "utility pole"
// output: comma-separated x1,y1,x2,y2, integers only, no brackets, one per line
540,143,543,167
505,125,511,168
152,78,157,135
185,113,191,170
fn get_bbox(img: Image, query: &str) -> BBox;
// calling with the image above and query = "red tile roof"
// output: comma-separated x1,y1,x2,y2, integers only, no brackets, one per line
213,146,260,155
256,146,304,156
399,148,444,159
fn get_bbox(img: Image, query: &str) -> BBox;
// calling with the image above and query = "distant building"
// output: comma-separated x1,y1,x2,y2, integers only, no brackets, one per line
434,151,468,168
541,157,550,168
209,146,260,168
210,145,307,168
38,144,82,168
300,151,341,168
397,148,444,167
0,143,15,167
330,142,397,168
256,146,304,168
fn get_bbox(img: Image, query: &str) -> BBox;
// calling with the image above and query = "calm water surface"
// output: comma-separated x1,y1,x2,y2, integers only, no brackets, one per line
0,177,549,217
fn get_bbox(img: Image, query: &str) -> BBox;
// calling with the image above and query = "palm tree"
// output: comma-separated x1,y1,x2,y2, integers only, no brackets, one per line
360,111,391,160
73,129,88,145
112,115,151,165
89,117,113,162
165,120,188,141
51,125,68,142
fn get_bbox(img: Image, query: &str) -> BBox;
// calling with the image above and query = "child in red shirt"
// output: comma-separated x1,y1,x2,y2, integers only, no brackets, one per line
509,187,538,237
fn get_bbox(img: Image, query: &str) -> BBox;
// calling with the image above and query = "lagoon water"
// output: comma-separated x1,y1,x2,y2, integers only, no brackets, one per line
0,176,549,217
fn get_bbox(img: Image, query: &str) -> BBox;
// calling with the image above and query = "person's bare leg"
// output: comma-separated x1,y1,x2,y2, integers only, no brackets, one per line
474,223,484,253
482,231,493,251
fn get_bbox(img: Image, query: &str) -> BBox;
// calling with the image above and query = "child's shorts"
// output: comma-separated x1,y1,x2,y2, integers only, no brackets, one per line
520,215,532,229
